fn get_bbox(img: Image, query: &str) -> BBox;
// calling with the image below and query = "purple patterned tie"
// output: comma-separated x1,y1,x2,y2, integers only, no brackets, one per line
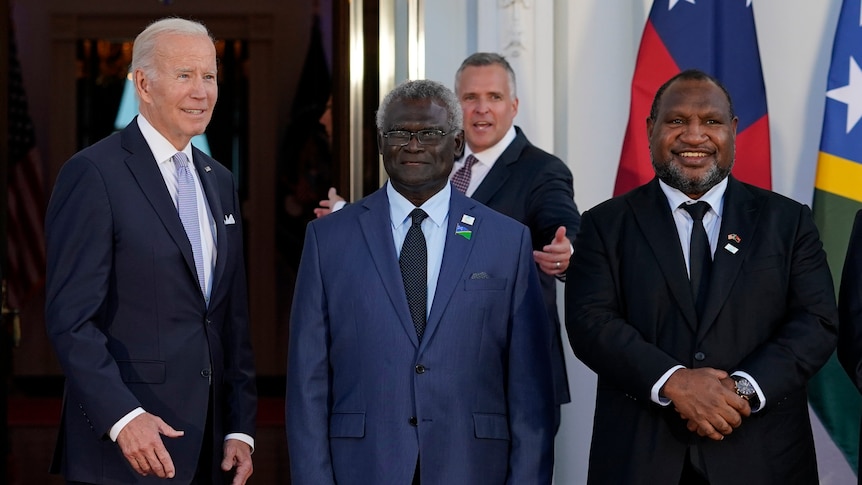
451,154,478,193
173,152,206,295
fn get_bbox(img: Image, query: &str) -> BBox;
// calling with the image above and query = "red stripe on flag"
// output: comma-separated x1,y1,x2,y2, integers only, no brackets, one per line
732,114,772,190
614,22,679,196
6,147,46,308
6,23,46,308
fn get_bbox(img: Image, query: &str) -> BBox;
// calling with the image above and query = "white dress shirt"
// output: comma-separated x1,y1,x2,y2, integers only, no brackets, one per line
387,182,449,315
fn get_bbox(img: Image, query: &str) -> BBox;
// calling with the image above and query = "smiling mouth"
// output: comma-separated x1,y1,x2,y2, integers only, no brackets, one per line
678,151,711,159
182,109,205,115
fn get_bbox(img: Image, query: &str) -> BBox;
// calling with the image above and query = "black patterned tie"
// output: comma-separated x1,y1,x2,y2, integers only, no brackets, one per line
681,201,712,317
400,209,429,340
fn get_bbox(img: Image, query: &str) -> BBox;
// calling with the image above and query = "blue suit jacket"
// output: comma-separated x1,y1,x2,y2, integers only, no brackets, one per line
45,119,257,484
286,186,556,484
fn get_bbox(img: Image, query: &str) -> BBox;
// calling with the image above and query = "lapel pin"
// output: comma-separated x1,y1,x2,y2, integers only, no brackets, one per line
204,166,212,172
461,214,475,225
724,243,739,254
456,223,472,240
727,233,741,243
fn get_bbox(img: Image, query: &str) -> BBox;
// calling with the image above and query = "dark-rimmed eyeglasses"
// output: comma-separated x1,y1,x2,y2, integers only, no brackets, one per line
381,129,456,146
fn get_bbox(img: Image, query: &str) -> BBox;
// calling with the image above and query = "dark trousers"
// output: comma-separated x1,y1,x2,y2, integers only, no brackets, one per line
680,446,710,485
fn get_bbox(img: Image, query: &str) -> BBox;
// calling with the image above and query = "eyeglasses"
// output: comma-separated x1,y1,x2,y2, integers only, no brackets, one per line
381,129,456,146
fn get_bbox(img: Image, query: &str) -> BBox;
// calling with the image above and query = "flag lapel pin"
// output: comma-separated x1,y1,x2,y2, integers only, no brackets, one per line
456,214,474,240
724,233,741,254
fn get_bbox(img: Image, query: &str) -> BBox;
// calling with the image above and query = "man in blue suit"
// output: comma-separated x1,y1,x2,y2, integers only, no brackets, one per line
286,79,557,484
45,18,256,484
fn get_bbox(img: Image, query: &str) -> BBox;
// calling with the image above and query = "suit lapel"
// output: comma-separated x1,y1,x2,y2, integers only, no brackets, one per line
630,180,700,331
358,190,421,346
469,128,527,204
423,192,478,347
121,123,199,285
191,150,226,300
697,178,761,339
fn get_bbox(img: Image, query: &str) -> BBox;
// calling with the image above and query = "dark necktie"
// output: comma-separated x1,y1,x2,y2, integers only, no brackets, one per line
400,209,429,341
451,154,478,193
681,201,712,316
174,152,206,295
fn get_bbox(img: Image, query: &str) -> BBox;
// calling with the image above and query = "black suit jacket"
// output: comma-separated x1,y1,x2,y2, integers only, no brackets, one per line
45,119,257,484
566,176,837,484
838,209,862,485
470,127,581,405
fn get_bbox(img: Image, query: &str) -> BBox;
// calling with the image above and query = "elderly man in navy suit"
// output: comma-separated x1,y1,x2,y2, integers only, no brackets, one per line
287,79,557,484
45,17,256,485
316,53,580,424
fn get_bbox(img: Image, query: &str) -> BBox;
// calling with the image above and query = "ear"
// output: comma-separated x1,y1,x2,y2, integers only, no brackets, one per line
453,129,465,159
134,69,152,104
645,116,654,141
377,130,385,154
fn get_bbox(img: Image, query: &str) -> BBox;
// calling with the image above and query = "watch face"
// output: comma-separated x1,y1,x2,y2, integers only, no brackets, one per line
735,377,755,396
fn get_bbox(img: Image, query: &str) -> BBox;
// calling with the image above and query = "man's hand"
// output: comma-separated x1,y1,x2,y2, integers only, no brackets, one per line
662,367,750,441
533,226,571,276
222,439,254,485
313,187,345,218
116,412,184,478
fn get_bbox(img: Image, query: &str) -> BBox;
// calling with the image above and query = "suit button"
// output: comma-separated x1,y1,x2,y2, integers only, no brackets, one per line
415,364,426,374
201,369,211,377
694,352,706,361
408,416,418,426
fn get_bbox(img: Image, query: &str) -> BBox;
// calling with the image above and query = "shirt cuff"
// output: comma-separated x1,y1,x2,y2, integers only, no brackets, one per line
225,433,255,454
732,370,766,412
651,365,686,405
110,407,146,441
332,200,346,212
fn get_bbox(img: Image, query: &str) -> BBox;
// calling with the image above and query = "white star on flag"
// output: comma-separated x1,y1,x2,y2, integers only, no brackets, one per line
668,0,695,10
826,56,862,134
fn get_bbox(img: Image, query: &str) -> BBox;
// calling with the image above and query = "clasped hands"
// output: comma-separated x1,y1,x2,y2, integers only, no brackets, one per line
661,367,752,441
116,412,253,484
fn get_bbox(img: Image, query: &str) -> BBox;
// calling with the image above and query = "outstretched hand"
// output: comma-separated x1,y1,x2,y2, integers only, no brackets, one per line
116,412,184,478
533,226,571,276
314,187,345,218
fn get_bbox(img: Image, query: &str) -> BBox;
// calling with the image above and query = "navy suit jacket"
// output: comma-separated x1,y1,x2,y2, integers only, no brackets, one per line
470,127,580,405
45,119,256,484
566,177,837,484
286,186,556,484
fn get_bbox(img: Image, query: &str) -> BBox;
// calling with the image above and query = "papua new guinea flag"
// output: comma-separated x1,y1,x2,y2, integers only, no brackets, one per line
615,0,771,196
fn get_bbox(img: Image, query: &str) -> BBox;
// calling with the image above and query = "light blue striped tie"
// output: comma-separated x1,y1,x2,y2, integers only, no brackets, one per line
173,152,206,295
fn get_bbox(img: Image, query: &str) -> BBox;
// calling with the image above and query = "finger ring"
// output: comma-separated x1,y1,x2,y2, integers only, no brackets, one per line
555,261,561,269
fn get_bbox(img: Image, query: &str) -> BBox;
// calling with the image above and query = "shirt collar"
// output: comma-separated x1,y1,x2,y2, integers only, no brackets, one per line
463,125,516,166
387,181,451,229
136,115,193,165
659,176,728,216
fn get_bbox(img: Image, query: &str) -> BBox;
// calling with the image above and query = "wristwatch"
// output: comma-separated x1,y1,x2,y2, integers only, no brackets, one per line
731,375,760,409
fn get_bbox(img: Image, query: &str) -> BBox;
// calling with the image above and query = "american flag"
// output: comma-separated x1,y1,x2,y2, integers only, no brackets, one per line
6,23,45,308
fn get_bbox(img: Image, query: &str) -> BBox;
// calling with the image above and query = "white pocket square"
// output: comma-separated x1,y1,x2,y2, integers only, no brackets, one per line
224,214,236,225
